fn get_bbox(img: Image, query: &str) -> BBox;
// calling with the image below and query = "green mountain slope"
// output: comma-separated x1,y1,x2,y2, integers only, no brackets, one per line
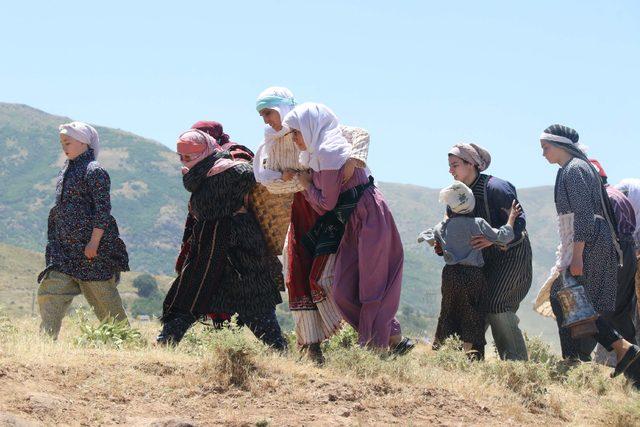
0,102,560,345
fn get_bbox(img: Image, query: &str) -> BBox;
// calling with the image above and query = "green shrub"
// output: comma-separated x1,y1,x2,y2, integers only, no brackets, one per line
322,325,358,352
0,307,16,335
132,273,159,298
480,360,552,408
565,362,610,395
430,336,472,372
73,310,146,349
130,293,164,318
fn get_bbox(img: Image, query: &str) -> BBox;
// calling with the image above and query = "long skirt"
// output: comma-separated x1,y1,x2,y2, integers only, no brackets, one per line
331,186,403,348
286,193,343,345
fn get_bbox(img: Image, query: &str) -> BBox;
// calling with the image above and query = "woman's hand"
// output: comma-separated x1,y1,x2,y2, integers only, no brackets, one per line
569,256,584,276
508,200,522,221
470,235,493,249
84,241,99,260
570,242,586,276
282,169,296,182
297,170,313,189
342,158,364,184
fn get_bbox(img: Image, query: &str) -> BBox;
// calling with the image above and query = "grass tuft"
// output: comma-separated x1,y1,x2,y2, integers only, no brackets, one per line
72,310,146,349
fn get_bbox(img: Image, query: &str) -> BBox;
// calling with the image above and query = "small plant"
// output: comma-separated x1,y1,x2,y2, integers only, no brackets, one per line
565,362,610,395
0,307,16,335
480,360,552,408
322,325,358,352
526,334,560,366
73,310,146,349
430,336,472,372
197,326,262,390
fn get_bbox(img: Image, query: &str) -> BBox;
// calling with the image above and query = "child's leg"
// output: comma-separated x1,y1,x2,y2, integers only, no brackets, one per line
433,265,458,349
37,270,81,339
78,276,128,324
460,267,487,359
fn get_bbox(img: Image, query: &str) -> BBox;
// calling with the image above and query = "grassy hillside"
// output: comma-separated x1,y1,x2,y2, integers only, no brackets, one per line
1,315,639,426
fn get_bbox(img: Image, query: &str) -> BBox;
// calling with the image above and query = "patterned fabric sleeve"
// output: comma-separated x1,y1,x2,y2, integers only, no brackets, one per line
341,126,370,166
564,162,597,242
86,164,112,230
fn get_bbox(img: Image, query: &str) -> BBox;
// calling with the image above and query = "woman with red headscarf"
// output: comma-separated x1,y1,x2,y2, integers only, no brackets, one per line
157,126,287,350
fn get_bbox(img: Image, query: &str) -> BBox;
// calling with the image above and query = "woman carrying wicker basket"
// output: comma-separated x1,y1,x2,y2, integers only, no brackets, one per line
157,128,287,350
254,87,371,363
283,102,413,354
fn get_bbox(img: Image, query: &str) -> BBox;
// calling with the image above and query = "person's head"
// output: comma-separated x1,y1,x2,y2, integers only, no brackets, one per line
589,159,608,185
59,133,88,160
176,129,220,171
58,121,100,160
439,181,476,215
539,124,582,166
282,102,351,171
256,87,296,132
191,121,230,146
447,143,491,185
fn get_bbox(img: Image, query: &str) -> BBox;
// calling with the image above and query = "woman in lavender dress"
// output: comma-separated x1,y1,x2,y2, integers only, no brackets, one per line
282,103,413,352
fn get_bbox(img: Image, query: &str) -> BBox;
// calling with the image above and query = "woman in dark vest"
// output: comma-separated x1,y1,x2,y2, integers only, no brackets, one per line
446,143,531,360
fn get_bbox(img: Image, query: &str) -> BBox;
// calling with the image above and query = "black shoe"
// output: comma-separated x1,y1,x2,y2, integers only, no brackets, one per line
612,345,640,389
391,337,416,356
612,345,640,378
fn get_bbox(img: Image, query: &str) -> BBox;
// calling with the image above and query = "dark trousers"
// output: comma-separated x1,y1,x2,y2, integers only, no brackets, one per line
158,308,288,350
601,238,638,343
551,286,623,361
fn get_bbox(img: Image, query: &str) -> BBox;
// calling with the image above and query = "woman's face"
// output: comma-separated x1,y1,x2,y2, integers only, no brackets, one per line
448,155,477,183
540,141,564,164
259,108,282,131
59,134,88,160
291,129,307,151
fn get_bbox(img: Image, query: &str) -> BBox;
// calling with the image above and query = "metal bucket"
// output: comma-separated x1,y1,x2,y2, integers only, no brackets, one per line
557,272,599,339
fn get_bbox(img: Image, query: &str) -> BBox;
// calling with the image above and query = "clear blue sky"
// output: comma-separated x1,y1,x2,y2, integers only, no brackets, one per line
1,1,638,189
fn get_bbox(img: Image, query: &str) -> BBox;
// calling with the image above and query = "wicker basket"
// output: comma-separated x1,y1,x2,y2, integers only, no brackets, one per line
248,182,293,256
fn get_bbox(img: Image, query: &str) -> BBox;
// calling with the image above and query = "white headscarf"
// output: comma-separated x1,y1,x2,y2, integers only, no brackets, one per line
438,181,476,214
616,178,640,245
282,103,351,171
59,121,100,159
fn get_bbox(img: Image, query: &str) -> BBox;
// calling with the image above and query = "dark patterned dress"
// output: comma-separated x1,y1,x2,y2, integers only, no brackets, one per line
159,153,285,348
38,149,129,282
550,157,621,360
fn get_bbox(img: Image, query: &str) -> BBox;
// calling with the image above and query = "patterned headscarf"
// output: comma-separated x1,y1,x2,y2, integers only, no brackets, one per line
59,121,100,159
282,102,351,171
176,129,221,174
439,181,476,214
191,121,231,146
448,143,491,172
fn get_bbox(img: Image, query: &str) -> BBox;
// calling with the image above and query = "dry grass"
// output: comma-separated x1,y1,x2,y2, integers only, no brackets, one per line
0,312,638,426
